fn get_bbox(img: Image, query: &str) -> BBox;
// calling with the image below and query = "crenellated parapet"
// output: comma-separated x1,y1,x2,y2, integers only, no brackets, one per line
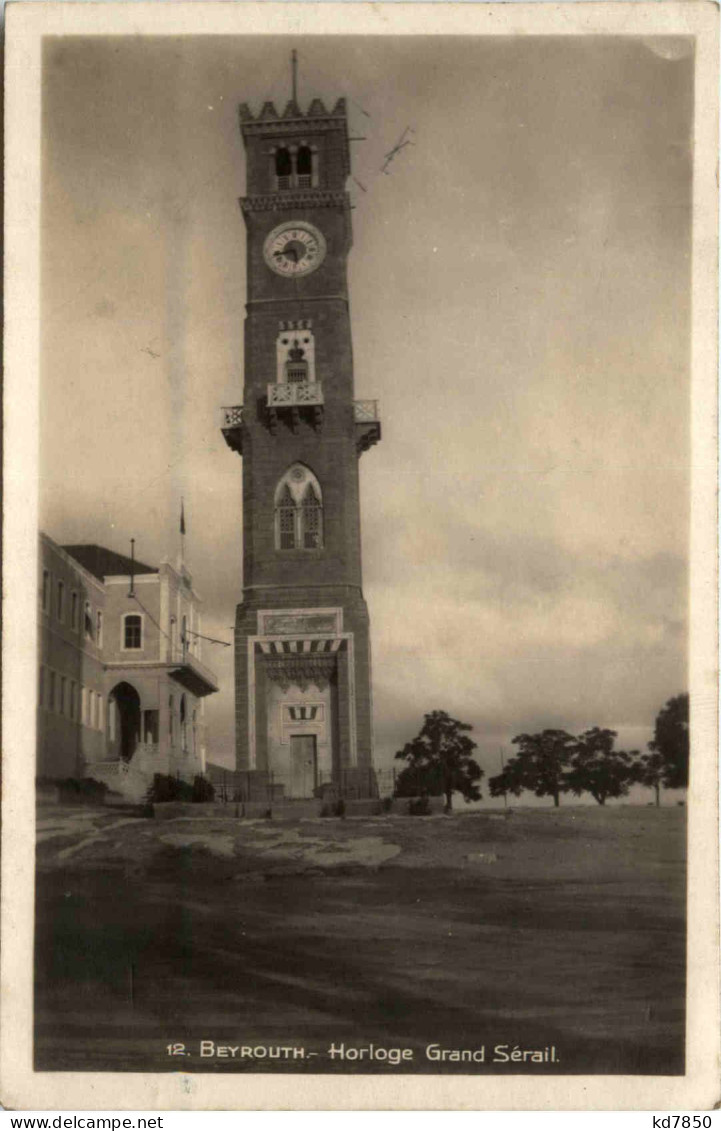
239,97,347,126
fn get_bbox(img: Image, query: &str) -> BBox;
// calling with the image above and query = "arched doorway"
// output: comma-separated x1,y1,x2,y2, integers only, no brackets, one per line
108,681,141,762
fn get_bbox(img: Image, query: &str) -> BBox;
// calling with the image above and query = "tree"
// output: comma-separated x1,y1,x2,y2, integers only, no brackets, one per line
565,727,636,806
649,693,689,790
488,729,576,807
633,748,665,807
394,710,482,812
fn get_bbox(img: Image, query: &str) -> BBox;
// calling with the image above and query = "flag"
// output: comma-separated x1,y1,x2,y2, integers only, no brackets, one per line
180,499,186,536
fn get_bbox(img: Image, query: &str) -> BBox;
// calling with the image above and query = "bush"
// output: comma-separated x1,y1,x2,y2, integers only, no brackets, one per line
320,798,346,818
146,774,194,804
381,796,393,813
59,777,108,799
408,795,431,816
192,775,215,803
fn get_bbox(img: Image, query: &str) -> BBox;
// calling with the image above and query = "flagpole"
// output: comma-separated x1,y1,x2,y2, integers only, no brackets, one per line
179,498,186,569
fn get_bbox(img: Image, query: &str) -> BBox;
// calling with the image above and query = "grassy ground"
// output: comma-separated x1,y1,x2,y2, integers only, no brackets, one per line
35,804,685,1075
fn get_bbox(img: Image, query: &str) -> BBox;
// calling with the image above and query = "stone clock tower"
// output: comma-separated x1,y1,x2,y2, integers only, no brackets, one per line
221,91,380,800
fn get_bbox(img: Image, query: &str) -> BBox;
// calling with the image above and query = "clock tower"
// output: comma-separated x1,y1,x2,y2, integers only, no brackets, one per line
221,90,381,800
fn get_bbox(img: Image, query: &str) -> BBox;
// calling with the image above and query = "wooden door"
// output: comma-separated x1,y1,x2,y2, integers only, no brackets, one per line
289,735,318,798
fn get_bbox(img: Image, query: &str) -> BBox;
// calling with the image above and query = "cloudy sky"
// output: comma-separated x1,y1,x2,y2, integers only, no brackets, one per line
41,33,692,790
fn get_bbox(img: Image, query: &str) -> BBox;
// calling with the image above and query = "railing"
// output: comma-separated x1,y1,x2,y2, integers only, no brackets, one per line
221,405,243,428
207,765,396,803
168,647,219,691
88,759,131,777
354,399,379,423
267,382,324,407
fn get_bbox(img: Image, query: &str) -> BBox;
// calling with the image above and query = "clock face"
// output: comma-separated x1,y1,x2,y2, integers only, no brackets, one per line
263,221,326,278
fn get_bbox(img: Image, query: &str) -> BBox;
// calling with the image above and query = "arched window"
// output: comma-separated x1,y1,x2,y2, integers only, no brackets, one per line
274,465,323,551
296,145,312,187
301,483,323,548
277,484,297,549
275,148,292,190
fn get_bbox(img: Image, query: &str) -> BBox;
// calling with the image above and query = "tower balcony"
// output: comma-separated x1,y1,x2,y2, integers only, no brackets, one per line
267,381,324,433
221,404,244,455
354,399,381,453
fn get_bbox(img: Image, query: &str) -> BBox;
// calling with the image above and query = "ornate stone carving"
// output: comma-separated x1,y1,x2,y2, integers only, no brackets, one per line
264,653,336,692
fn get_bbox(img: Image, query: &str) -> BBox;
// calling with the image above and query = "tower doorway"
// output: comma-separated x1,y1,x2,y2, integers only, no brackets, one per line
289,734,317,798
109,681,141,762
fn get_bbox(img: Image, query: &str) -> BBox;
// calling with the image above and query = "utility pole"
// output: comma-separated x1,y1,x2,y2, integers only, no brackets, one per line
128,538,136,598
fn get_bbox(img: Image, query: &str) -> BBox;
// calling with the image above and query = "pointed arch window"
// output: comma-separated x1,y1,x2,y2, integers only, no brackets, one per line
301,483,323,548
277,484,297,549
274,465,323,551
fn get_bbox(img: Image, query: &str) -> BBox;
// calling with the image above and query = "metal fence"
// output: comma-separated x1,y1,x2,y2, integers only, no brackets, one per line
207,765,398,804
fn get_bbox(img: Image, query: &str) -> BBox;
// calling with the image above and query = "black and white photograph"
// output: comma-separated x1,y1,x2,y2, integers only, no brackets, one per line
3,1,719,1112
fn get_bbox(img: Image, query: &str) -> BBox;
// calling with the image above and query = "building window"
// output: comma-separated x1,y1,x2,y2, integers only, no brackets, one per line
144,709,159,745
49,671,56,712
89,690,95,729
96,610,103,648
84,601,94,641
296,145,313,188
277,485,296,549
59,676,67,717
180,695,187,751
276,324,315,386
274,464,323,551
275,147,293,190
71,591,79,631
69,680,76,721
123,614,142,650
285,345,308,384
301,483,323,548
81,686,87,725
42,570,50,613
56,580,65,622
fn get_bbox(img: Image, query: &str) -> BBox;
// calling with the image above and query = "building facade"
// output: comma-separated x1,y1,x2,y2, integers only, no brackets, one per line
38,536,218,798
221,93,381,799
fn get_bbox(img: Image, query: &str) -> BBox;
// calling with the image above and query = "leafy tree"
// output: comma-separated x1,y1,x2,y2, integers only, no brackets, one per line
394,710,482,812
565,727,636,806
633,748,665,807
488,729,576,807
649,693,689,790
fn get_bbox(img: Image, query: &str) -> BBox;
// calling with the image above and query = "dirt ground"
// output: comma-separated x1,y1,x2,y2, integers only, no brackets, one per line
34,804,686,1075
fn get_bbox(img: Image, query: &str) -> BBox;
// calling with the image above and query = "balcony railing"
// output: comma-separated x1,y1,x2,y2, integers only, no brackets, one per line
221,405,244,428
354,399,379,423
354,399,381,454
267,382,324,408
221,405,244,455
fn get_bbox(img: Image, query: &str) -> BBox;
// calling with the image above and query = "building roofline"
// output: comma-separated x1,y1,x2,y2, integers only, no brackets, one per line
40,533,106,595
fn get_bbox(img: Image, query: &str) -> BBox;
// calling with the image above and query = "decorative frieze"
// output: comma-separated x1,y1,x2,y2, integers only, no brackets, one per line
264,652,337,693
241,190,349,214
